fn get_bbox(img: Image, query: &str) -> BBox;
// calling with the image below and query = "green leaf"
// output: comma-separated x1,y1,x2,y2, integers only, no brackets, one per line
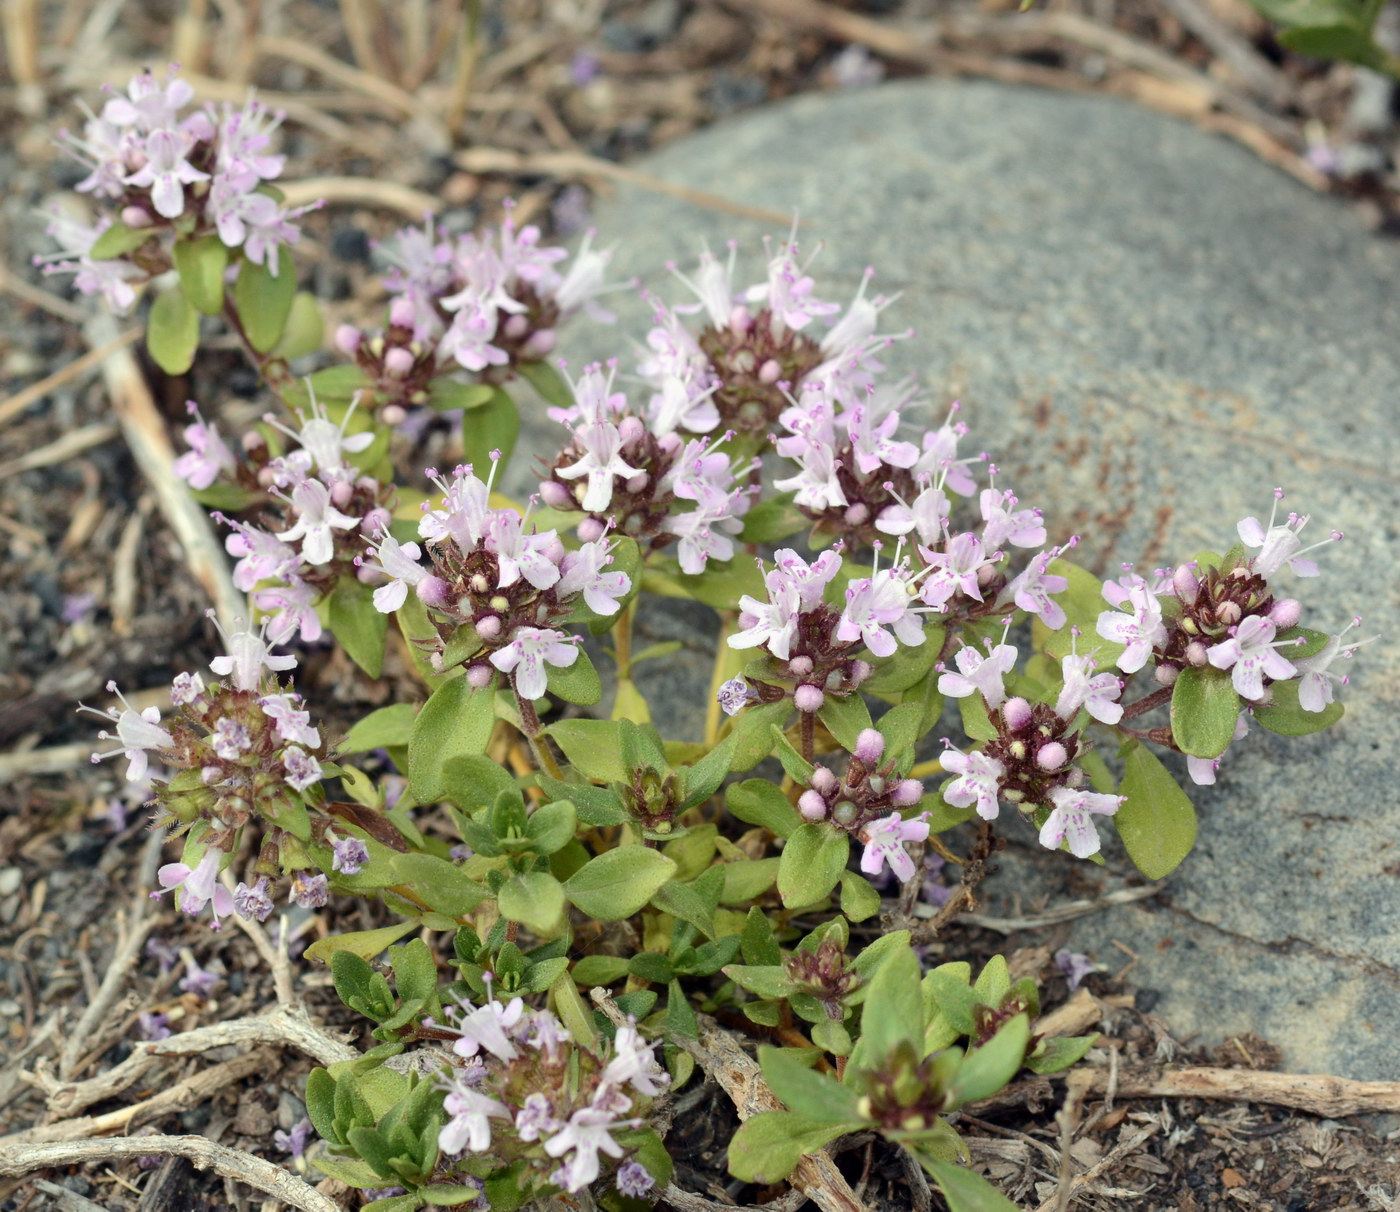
525,799,577,855
313,1156,398,1190
544,646,601,705
770,725,816,783
666,977,698,1038
420,1184,484,1206
572,955,630,985
564,846,677,920
923,1159,1021,1212
548,719,628,782
739,492,808,543
877,700,928,760
329,575,388,678
1026,1033,1099,1075
305,1068,340,1144
650,878,717,940
342,703,417,754
89,221,155,261
1280,23,1390,68
973,955,1011,1004
759,1046,861,1122
727,1112,855,1183
232,246,297,353
818,693,873,751
427,378,496,411
1253,677,1344,736
305,921,417,966
727,701,791,772
1171,665,1239,759
172,235,228,315
864,627,944,694
461,386,520,476
681,731,738,809
1034,558,1125,667
1116,742,1198,880
741,905,782,966
390,938,438,1005
408,676,497,803
1275,626,1331,660
949,1014,1030,1106
720,857,779,903
515,358,575,411
848,940,923,1076
958,693,998,742
726,779,801,838
539,772,627,826
839,870,882,922
440,754,517,815
274,291,325,359
777,824,849,908
724,964,796,999
147,286,200,375
498,872,566,934
389,852,489,916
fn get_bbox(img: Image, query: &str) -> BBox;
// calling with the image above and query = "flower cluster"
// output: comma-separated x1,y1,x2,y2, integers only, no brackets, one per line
433,992,664,1197
40,67,311,311
639,230,905,437
940,633,1126,858
80,613,340,928
359,456,631,698
537,362,756,572
371,206,615,383
798,730,928,878
1095,490,1368,783
181,393,395,644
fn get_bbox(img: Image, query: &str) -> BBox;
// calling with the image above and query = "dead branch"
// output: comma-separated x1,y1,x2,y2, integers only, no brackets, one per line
1106,1066,1400,1116
0,1135,341,1212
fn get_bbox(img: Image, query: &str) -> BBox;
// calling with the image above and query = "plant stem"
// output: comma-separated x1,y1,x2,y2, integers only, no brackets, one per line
514,687,564,780
800,709,815,763
1120,685,1172,720
613,598,634,679
704,611,737,747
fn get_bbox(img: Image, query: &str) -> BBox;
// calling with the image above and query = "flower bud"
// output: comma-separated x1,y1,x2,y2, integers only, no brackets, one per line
538,479,572,509
1002,696,1033,732
121,205,153,228
1172,564,1199,605
1270,598,1302,629
1216,601,1242,626
798,790,828,821
788,655,814,677
625,472,649,494
977,562,999,586
1035,741,1068,772
729,304,753,334
466,664,494,689
334,324,362,356
758,358,782,384
618,415,646,446
1155,663,1179,685
330,480,354,508
854,728,885,766
1185,641,1209,667
849,661,873,686
242,430,267,455
892,778,924,806
416,576,450,608
794,684,825,713
381,404,407,426
522,329,557,358
577,516,605,542
384,347,415,377
844,502,869,526
256,466,277,489
811,767,838,795
503,314,530,339
388,298,417,330
833,801,859,826
475,615,502,641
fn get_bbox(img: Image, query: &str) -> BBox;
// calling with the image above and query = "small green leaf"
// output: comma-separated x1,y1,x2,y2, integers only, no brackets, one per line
544,646,601,706
427,378,496,411
172,235,229,315
1034,558,1125,667
1116,742,1197,880
388,852,489,916
1025,1033,1099,1075
741,905,782,966
958,693,998,742
770,724,816,783
739,492,808,543
973,955,1011,1004
839,870,882,922
147,285,200,375
949,1014,1030,1106
720,857,780,903
667,976,699,1038
876,700,928,760
390,938,438,1004
777,824,849,908
342,703,417,754
863,627,944,694
727,1112,855,1183
651,879,717,940
759,1046,861,1122
408,676,497,803
564,846,677,920
498,872,566,934
461,386,520,476
305,922,417,966
548,718,628,782
329,575,388,678
515,358,575,411
681,731,738,809
420,1184,483,1206
90,221,156,261
274,291,325,359
524,799,577,855
818,693,873,751
726,779,801,838
572,955,630,985
441,754,517,814
848,940,923,1076
923,1158,1021,1212
727,701,791,772
1253,677,1344,736
1171,665,1239,759
233,246,297,353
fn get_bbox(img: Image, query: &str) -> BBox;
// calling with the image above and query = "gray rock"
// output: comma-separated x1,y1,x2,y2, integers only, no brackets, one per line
533,80,1400,1080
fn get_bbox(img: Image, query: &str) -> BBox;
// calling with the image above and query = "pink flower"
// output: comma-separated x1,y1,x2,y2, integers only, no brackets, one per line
439,1087,511,1155
1055,653,1123,724
489,627,578,700
859,812,931,883
81,680,172,782
1096,581,1166,673
155,847,235,928
937,642,1017,710
124,128,208,218
1039,787,1123,859
556,422,642,513
173,402,236,490
1206,615,1298,701
941,749,1005,821
207,614,297,691
544,1107,628,1193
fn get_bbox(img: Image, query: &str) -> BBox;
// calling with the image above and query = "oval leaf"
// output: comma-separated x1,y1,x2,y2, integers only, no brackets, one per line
233,246,297,352
147,286,200,375
776,823,849,908
564,846,677,920
408,676,497,803
172,235,229,315
1115,742,1197,880
1170,665,1239,758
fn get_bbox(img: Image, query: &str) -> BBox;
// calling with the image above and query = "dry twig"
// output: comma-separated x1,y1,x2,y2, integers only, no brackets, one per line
930,884,1163,933
0,1135,341,1212
280,176,442,218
